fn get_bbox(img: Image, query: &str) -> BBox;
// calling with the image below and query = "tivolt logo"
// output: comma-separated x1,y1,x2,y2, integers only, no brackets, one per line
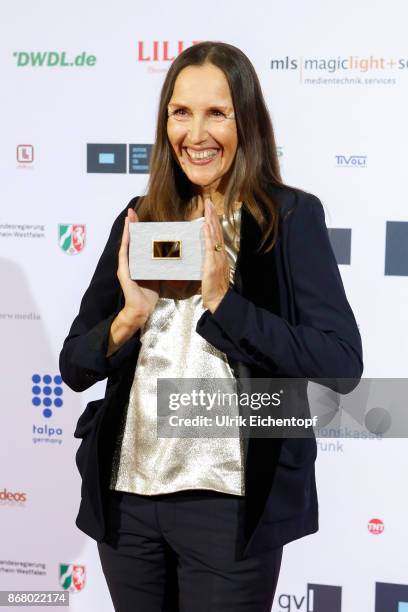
275,583,342,611
335,155,367,167
32,374,63,418
375,582,408,611
13,51,96,68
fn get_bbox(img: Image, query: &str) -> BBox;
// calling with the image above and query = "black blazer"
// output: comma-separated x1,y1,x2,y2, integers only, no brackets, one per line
59,184,363,557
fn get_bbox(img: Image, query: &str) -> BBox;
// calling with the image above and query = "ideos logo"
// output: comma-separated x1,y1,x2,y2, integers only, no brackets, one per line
32,374,63,445
276,583,342,612
13,51,96,68
0,488,27,504
137,41,201,62
375,582,408,611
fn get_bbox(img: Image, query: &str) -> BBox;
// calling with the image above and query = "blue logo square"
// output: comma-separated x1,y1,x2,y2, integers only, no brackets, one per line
98,153,115,164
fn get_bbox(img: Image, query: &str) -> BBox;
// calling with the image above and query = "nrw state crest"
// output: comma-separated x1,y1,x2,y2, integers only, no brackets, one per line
59,563,86,592
58,224,86,255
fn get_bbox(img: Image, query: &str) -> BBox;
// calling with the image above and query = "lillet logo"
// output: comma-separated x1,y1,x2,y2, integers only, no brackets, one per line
137,41,201,62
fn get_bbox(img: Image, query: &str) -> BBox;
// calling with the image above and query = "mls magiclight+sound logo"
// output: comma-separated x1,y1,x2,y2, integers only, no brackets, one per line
275,583,341,611
32,374,64,445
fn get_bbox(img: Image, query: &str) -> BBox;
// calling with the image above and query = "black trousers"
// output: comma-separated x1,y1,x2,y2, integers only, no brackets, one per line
97,489,283,612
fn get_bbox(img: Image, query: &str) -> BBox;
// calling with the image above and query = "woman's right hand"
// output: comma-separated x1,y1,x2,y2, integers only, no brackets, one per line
117,207,160,327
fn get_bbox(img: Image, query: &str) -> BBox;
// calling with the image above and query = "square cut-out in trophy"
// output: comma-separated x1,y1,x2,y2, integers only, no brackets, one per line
129,218,205,280
152,240,182,259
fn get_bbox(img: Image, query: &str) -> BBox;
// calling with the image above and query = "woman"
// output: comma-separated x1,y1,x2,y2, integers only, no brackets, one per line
60,41,363,611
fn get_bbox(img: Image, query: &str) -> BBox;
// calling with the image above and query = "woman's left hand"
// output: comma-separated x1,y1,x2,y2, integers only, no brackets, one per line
201,198,230,314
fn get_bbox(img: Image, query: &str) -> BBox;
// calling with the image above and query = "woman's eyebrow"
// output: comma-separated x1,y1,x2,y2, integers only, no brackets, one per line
168,101,232,112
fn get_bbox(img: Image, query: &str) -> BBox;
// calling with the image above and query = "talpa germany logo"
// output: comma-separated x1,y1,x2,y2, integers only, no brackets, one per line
58,224,86,254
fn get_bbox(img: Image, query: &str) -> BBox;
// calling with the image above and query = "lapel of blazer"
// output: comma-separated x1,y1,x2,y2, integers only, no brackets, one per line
234,203,280,313
227,203,282,399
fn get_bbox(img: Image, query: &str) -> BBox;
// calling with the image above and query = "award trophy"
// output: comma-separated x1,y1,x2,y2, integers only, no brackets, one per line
129,218,205,280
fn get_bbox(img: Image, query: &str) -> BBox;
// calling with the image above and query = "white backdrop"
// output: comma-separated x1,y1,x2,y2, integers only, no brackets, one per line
1,1,407,610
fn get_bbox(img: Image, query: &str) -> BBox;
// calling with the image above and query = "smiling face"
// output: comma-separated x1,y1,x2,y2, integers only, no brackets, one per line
167,63,238,196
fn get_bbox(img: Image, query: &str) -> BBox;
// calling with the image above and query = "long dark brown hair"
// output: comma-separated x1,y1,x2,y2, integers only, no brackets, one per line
136,41,287,253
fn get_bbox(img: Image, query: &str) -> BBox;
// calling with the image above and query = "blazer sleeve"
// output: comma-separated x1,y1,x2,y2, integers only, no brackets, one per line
59,204,141,392
195,193,363,382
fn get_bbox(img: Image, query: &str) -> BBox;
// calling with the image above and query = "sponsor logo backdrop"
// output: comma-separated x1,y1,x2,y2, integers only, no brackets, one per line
1,0,407,610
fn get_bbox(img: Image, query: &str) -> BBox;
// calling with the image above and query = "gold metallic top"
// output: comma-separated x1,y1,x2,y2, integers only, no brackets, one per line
110,208,245,496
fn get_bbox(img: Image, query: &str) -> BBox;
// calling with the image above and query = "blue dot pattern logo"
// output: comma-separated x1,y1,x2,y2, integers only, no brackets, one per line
32,374,63,418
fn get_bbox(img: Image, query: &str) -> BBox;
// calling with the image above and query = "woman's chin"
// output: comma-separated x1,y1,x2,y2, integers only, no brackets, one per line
185,172,223,190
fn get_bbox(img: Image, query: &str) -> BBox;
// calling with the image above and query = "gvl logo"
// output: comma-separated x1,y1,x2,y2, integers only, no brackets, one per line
275,583,342,611
375,582,408,611
87,143,152,174
335,155,367,167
